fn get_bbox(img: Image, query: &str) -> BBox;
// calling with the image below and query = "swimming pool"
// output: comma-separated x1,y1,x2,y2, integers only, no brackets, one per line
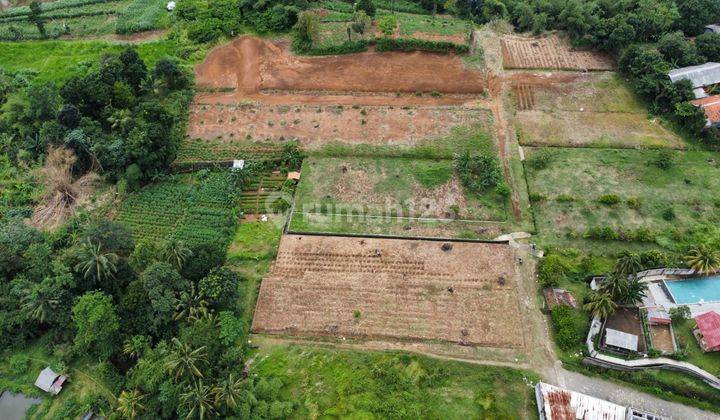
664,276,720,304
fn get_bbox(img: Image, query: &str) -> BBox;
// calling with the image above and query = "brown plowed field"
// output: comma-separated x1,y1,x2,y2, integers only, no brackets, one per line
187,102,490,146
252,234,525,349
501,35,614,70
195,36,486,94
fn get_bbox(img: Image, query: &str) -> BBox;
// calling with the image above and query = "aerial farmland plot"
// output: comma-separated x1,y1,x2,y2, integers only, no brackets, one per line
252,234,529,355
501,33,614,71
510,72,685,149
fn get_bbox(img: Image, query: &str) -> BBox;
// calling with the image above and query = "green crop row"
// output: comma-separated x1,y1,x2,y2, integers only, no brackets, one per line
115,0,171,34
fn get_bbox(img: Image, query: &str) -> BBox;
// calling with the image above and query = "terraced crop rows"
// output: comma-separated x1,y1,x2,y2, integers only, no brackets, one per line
253,234,526,349
116,172,239,247
239,172,286,215
501,35,614,70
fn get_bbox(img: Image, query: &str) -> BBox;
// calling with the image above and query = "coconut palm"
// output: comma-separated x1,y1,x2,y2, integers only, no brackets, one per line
122,335,150,360
164,338,208,382
685,245,720,275
160,239,193,271
174,285,209,322
621,279,648,305
614,251,643,277
584,292,617,319
213,373,244,412
21,283,60,324
599,273,629,302
74,239,118,283
180,380,216,420
116,389,146,419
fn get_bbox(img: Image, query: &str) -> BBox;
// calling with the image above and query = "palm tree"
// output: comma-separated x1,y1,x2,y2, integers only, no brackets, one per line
213,373,244,413
584,292,617,319
174,285,209,322
74,239,118,283
614,251,642,277
685,245,720,275
180,380,216,420
599,273,629,302
160,239,193,271
164,338,208,382
116,389,146,419
21,283,60,324
123,335,150,360
621,279,648,305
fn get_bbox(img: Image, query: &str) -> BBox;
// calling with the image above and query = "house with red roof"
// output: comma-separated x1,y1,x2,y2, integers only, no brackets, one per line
693,311,720,352
690,95,720,129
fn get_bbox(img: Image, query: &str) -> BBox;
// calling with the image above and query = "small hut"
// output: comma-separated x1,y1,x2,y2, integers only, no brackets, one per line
693,311,720,352
34,367,67,395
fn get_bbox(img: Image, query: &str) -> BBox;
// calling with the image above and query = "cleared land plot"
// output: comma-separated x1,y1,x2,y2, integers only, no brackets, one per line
294,156,507,221
187,102,491,146
650,324,675,354
511,72,684,149
195,36,485,94
501,34,614,70
116,171,239,247
252,234,525,349
525,148,720,251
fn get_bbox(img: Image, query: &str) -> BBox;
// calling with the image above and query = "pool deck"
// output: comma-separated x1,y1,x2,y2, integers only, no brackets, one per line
642,277,720,317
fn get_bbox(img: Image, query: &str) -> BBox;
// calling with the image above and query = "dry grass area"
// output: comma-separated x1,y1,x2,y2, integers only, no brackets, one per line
510,72,685,149
187,102,490,146
252,234,525,349
501,34,614,70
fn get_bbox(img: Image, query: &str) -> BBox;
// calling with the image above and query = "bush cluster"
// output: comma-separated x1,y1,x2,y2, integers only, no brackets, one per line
551,305,587,351
584,226,655,242
454,151,502,194
375,37,470,54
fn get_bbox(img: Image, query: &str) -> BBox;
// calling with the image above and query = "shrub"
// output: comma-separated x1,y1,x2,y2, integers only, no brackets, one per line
187,18,224,43
529,192,546,202
495,183,510,197
378,14,397,35
9,355,29,375
669,305,690,324
584,226,619,241
661,207,675,221
555,194,574,202
454,151,502,194
626,197,641,210
653,149,674,169
551,305,587,351
375,37,469,54
356,0,376,17
597,194,621,206
528,149,552,169
292,11,320,51
537,254,568,287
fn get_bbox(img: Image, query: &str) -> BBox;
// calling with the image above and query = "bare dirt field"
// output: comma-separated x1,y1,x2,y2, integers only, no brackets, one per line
604,308,647,353
650,324,676,354
195,36,486,94
501,34,614,71
187,102,490,146
252,234,526,350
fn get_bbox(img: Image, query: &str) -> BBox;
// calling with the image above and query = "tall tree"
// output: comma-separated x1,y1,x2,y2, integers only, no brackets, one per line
72,291,120,358
614,251,643,276
622,279,648,305
685,244,720,275
116,389,146,419
599,273,629,302
160,239,193,272
164,337,208,382
28,1,46,39
74,239,119,286
584,292,617,319
213,374,245,414
180,380,215,420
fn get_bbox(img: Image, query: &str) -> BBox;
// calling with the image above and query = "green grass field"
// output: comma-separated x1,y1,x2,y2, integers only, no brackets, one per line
251,343,539,419
116,171,240,248
674,319,720,376
0,39,195,82
525,147,720,253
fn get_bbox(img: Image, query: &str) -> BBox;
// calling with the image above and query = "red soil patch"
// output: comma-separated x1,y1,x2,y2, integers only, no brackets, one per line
195,35,485,94
187,102,490,146
252,234,525,349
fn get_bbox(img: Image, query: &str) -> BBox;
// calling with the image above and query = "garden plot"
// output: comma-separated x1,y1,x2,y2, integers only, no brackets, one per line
501,34,614,70
116,171,239,247
510,72,685,149
252,234,526,350
187,102,490,146
293,156,507,221
525,147,720,251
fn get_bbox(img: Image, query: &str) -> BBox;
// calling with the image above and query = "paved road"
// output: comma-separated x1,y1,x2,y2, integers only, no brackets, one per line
555,366,720,420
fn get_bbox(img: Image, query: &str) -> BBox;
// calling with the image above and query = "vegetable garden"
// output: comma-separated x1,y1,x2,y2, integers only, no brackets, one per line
116,171,241,248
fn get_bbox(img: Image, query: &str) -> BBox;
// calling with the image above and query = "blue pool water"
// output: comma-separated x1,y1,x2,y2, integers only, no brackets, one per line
665,276,720,304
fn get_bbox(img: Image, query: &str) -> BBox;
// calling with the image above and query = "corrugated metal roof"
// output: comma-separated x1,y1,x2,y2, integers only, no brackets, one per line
536,382,627,420
605,328,639,351
706,24,720,33
34,367,58,392
695,311,720,350
668,62,720,88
